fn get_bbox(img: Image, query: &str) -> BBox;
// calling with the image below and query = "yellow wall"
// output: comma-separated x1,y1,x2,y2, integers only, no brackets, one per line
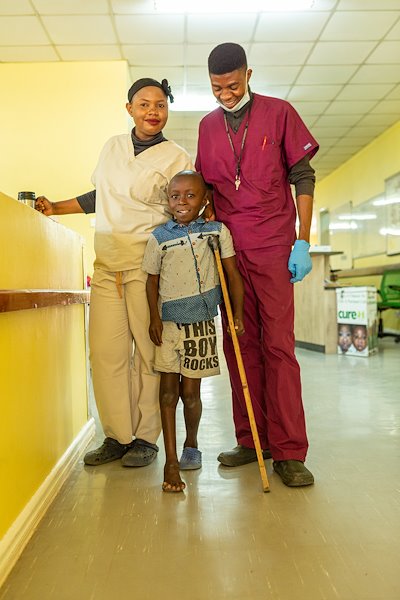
316,120,400,268
315,121,400,331
316,121,400,212
0,61,130,277
0,192,90,538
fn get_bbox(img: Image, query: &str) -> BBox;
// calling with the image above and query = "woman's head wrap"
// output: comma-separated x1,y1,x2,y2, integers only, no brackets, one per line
127,78,174,103
208,43,247,75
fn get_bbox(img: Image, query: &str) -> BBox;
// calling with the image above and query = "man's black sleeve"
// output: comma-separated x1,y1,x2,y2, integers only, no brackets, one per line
288,155,316,197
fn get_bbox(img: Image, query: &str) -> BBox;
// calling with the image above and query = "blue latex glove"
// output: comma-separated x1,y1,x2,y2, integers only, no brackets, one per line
288,240,312,283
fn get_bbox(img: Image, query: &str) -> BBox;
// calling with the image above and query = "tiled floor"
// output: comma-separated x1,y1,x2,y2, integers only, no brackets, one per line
1,336,399,600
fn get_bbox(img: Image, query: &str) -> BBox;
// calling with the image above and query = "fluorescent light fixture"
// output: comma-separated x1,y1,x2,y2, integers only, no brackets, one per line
379,227,400,236
372,197,400,206
338,214,377,221
170,95,216,112
154,0,314,13
329,221,358,231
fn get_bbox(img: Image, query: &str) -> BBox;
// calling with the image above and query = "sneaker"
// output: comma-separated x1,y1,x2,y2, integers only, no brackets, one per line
179,447,202,470
273,460,314,487
121,439,159,467
217,445,272,467
84,437,132,466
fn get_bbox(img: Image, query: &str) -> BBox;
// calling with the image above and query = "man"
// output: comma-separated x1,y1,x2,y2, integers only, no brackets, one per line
195,43,318,487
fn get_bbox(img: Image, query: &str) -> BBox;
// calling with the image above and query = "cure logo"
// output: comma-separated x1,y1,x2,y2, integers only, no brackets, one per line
338,310,365,320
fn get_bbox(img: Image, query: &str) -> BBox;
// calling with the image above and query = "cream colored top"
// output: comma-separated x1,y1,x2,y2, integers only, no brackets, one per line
91,134,193,271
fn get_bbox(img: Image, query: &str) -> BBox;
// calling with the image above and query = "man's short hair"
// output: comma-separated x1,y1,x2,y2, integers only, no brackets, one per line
208,43,247,75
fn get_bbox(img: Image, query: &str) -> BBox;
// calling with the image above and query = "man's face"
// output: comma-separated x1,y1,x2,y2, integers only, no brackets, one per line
209,68,252,110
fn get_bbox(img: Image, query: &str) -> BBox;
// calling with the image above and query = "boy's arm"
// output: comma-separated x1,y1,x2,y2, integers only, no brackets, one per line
145,274,163,346
220,256,245,336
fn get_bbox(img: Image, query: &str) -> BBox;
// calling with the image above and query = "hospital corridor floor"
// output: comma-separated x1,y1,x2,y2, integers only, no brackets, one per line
1,338,399,600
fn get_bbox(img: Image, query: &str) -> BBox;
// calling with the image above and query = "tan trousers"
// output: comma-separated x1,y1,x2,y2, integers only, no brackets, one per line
89,268,161,445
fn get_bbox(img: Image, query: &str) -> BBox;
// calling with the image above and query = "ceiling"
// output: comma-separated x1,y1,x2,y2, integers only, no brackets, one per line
1,0,400,180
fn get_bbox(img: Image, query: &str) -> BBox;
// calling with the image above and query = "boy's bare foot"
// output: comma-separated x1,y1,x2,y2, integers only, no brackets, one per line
162,462,186,493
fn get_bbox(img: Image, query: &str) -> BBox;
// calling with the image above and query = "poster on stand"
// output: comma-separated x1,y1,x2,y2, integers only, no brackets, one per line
336,286,378,357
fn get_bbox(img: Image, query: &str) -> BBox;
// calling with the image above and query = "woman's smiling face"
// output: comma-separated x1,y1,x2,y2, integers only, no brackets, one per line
126,86,168,140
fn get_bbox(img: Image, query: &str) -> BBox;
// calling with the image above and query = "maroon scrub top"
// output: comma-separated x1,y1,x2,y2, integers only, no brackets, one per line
195,93,319,251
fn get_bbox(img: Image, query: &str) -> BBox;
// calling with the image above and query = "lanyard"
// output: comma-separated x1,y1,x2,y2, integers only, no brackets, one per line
223,101,252,191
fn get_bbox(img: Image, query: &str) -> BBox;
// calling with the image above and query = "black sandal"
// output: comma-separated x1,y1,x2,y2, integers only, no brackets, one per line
84,437,132,465
121,438,159,467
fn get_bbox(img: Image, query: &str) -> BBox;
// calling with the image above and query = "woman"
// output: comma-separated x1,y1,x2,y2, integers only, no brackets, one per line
36,78,193,467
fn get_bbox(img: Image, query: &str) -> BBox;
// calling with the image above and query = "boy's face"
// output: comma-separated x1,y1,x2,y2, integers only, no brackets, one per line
352,326,368,352
168,175,207,224
338,324,352,352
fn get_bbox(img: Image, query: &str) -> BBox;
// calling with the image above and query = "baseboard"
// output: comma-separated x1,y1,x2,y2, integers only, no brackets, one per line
295,340,325,353
0,418,95,588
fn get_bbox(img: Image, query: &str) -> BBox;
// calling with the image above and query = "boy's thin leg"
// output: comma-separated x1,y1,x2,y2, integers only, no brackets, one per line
181,376,202,449
159,372,185,492
179,377,203,470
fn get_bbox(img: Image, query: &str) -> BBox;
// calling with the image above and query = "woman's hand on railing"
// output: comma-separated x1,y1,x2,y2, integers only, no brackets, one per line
35,196,55,216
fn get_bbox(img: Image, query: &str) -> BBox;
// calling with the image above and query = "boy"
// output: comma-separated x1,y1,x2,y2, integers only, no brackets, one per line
142,170,244,492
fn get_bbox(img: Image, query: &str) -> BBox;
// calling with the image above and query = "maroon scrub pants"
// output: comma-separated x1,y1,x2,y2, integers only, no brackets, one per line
221,245,309,461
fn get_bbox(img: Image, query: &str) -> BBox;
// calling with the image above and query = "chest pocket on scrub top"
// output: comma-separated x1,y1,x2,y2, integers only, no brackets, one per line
133,165,169,206
248,139,283,190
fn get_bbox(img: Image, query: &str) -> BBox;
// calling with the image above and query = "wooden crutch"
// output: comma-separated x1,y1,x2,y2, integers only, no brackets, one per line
208,236,270,492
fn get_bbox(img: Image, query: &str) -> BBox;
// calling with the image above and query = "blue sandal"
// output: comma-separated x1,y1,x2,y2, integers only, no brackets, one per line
179,447,202,470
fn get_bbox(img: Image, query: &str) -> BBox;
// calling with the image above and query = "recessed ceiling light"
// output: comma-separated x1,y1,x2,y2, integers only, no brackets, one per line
153,0,314,13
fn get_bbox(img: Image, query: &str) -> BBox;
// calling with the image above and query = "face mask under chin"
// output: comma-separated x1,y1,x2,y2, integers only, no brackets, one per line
216,89,251,113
